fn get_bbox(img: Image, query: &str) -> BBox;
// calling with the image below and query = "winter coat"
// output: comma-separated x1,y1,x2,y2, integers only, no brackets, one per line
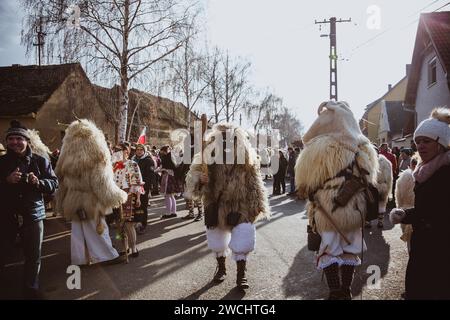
132,153,155,192
276,156,288,177
287,152,298,175
402,164,450,299
0,146,58,223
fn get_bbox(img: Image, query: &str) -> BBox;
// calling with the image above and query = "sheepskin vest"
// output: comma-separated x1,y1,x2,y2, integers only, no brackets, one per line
185,154,270,231
295,135,378,233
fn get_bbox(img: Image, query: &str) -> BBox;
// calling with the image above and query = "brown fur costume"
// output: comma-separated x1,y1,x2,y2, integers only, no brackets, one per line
184,123,270,230
55,119,127,221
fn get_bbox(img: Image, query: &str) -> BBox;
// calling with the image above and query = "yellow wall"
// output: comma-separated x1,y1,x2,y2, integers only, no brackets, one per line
366,77,408,144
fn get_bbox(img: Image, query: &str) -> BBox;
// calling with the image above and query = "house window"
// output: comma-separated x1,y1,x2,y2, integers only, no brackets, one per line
428,57,437,87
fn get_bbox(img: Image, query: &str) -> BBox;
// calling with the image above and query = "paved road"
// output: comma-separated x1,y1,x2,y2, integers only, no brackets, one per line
1,180,408,300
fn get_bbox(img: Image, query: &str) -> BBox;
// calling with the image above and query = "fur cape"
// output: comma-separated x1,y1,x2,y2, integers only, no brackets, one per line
55,119,127,221
377,154,393,208
184,123,270,230
295,124,378,234
28,129,51,161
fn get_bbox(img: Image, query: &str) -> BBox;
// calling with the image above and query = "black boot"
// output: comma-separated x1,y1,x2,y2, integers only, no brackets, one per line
323,263,341,300
340,265,355,300
236,260,249,289
213,256,227,283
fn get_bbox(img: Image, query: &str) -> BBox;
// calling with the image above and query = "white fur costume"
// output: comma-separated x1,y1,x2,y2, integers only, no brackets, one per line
56,119,127,265
295,101,378,269
377,154,393,214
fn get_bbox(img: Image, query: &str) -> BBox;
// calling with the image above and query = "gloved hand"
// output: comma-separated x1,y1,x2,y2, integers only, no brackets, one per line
389,208,406,224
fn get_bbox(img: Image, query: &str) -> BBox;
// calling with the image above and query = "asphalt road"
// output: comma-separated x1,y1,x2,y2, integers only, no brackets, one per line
0,179,408,300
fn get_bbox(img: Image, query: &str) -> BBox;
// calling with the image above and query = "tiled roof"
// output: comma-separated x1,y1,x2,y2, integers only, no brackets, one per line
405,11,450,105
0,63,83,116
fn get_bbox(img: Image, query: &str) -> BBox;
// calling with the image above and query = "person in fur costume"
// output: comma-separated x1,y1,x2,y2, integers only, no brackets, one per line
364,148,393,228
394,154,419,253
390,108,450,300
184,123,270,290
56,119,128,266
295,101,378,300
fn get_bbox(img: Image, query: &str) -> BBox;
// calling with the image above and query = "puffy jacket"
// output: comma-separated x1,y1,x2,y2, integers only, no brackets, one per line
0,146,58,223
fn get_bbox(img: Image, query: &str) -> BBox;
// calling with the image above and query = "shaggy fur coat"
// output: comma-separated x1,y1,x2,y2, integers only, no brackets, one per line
295,101,378,234
395,169,415,209
55,120,127,221
377,154,393,211
28,129,51,161
184,123,270,231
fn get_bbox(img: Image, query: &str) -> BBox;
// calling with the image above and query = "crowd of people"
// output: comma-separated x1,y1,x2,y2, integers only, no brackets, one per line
0,102,449,301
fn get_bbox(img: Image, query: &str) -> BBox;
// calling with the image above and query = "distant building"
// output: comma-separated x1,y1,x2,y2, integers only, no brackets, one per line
359,71,410,145
0,63,112,150
0,63,199,149
378,100,414,148
405,11,450,131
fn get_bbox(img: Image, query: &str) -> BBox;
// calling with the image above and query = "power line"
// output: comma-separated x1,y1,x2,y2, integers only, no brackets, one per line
315,17,352,101
342,0,449,60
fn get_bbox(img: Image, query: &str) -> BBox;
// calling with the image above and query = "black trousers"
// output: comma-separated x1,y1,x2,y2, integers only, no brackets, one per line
273,174,286,194
138,190,150,228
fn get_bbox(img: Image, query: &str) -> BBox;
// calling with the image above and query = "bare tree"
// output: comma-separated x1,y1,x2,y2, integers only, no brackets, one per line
204,47,222,123
20,0,199,142
246,90,283,131
220,52,251,122
273,106,304,146
167,22,209,128
203,48,251,124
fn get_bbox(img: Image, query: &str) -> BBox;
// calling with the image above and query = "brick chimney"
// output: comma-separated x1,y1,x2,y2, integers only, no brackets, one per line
388,84,392,91
406,64,411,77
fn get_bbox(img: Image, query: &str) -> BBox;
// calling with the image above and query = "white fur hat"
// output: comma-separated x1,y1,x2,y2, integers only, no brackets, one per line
414,107,450,148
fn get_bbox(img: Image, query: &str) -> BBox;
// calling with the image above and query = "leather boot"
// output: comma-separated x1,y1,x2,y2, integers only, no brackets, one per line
340,265,355,300
323,263,341,300
236,260,249,289
213,256,227,283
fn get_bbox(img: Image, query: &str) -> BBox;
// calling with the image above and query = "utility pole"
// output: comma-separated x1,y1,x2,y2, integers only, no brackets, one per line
33,16,46,66
315,17,351,101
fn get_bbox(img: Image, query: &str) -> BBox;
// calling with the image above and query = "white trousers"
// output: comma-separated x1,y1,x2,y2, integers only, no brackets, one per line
71,218,119,265
206,222,256,261
316,229,366,270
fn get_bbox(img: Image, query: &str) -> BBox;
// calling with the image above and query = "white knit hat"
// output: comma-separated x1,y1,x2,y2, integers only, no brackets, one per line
414,108,450,148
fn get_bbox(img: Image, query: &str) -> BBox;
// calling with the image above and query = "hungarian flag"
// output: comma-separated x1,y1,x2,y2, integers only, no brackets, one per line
137,126,146,144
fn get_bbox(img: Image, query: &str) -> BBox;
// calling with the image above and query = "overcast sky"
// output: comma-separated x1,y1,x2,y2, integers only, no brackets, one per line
1,0,449,130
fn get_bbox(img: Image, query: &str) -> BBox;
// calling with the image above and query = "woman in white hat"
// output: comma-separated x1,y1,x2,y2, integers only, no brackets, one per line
390,107,450,300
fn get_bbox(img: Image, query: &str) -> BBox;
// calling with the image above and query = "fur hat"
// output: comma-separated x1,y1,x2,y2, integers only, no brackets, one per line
414,108,450,148
5,120,30,141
